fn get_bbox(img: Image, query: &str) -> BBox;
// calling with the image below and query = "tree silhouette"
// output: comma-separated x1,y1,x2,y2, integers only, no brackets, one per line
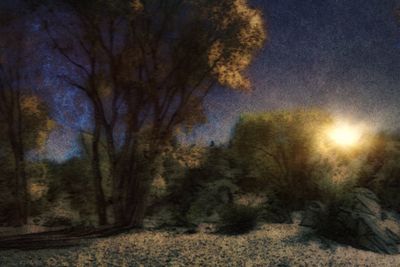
0,10,51,225
40,0,266,227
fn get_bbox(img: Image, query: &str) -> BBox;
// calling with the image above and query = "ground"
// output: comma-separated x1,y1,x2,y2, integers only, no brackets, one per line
0,224,400,266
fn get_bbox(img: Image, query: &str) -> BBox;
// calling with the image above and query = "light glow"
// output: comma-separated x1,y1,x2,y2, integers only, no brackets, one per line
328,123,362,148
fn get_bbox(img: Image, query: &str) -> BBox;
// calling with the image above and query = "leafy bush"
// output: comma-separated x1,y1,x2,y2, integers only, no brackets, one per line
156,144,241,226
258,197,292,223
186,179,238,224
0,157,20,225
217,204,258,235
46,158,97,224
231,109,333,209
358,133,400,212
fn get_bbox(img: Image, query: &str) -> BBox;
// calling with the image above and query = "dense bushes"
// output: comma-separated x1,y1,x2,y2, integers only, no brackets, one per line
217,204,258,235
358,133,400,212
0,157,18,225
154,112,400,234
3,107,400,234
44,158,97,226
230,109,334,209
148,109,396,230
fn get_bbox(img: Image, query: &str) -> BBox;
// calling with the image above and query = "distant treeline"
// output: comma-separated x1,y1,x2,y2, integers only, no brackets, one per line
1,108,400,231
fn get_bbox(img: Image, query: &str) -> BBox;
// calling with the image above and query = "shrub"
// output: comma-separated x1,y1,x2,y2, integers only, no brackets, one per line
217,204,258,235
230,109,334,210
258,197,292,223
358,133,400,212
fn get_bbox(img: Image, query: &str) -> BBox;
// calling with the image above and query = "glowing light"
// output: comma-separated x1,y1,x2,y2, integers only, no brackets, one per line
328,123,362,148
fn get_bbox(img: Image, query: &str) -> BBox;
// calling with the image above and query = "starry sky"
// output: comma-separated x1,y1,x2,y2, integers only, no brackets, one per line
3,0,400,160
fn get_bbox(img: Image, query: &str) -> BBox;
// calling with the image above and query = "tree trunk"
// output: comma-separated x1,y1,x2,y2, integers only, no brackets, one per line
110,161,124,225
5,102,26,225
10,134,28,226
17,101,28,225
114,149,160,228
91,119,108,225
126,183,149,227
123,170,148,227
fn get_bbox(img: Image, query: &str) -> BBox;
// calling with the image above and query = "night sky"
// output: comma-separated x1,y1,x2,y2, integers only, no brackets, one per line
3,0,400,160
193,0,400,144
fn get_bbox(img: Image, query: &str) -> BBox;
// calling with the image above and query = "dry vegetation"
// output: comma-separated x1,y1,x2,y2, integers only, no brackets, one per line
1,223,400,266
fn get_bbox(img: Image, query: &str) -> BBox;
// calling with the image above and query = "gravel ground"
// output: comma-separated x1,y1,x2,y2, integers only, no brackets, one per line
0,224,400,266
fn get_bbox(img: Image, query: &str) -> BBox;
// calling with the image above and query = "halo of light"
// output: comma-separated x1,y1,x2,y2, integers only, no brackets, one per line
328,123,362,148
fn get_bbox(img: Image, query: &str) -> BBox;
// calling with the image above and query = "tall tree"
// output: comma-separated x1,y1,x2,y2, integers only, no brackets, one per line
0,10,51,225
43,0,266,227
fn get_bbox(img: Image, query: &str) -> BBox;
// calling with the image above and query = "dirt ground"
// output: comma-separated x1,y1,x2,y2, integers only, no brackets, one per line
0,224,399,266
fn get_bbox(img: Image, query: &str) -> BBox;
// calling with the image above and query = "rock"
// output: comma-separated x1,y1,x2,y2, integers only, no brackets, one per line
354,213,398,254
347,188,381,217
291,211,303,225
320,188,400,254
300,201,326,228
197,223,217,233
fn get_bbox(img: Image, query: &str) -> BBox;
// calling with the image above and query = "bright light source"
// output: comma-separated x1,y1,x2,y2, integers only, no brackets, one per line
328,123,361,148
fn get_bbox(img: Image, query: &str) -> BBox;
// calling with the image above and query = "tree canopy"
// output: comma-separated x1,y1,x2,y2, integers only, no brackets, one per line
39,0,267,226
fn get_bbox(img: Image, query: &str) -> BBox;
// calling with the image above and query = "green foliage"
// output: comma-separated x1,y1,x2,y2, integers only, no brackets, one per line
186,179,238,224
146,142,244,226
217,204,258,235
46,158,96,224
176,145,242,224
312,155,365,204
258,197,292,223
39,0,267,227
27,162,51,217
231,109,333,209
359,133,400,211
20,96,54,153
0,156,18,225
144,144,206,226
